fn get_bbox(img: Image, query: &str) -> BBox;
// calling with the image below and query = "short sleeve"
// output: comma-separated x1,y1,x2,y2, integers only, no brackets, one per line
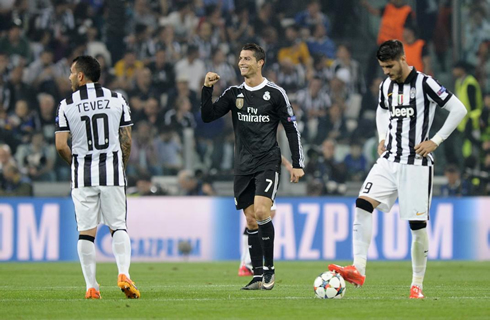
119,94,133,127
423,76,453,108
55,100,70,132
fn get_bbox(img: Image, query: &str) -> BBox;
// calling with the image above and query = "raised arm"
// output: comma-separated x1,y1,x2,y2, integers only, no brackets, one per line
201,72,232,122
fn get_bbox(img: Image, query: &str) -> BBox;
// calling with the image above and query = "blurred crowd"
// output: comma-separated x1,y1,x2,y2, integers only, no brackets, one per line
0,0,489,197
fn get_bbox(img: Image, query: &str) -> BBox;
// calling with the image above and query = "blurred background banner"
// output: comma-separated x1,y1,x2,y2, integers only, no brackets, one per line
1,197,489,262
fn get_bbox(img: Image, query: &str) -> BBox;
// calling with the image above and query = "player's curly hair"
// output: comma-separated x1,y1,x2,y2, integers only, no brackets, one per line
241,43,266,67
376,40,405,62
72,55,101,82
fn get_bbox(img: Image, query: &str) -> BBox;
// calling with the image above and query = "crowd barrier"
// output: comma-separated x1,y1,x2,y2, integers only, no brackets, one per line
0,197,489,262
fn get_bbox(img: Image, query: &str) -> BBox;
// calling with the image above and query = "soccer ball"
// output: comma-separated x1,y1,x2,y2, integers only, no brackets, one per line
313,271,346,299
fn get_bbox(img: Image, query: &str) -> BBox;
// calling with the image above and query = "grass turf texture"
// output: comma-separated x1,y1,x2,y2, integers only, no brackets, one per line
1,261,489,319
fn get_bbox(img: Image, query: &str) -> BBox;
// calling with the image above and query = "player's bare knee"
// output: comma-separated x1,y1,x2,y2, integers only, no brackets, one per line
254,206,271,221
409,221,427,230
356,197,375,213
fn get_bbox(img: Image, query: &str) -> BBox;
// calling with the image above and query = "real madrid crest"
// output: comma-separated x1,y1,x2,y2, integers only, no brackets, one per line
236,93,244,109
263,91,270,101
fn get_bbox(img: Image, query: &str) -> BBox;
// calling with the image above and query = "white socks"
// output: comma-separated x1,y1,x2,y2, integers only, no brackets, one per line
240,231,251,267
77,239,98,291
352,206,373,276
112,230,132,277
411,228,428,289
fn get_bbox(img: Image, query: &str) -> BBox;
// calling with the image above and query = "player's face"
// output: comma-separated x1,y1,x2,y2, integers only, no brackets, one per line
69,62,80,92
378,59,403,82
238,50,262,78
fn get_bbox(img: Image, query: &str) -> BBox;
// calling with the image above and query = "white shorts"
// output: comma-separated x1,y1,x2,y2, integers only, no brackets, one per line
359,157,433,221
71,186,127,231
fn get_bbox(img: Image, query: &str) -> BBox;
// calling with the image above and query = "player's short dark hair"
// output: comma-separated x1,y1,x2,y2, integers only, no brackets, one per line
241,43,266,67
377,40,405,62
72,55,100,82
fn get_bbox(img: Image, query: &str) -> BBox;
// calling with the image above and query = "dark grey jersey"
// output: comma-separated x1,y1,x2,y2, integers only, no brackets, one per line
201,78,304,175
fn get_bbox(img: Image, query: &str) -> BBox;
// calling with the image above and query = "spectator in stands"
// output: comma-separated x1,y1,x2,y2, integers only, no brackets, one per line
295,0,331,34
440,164,471,197
226,6,255,53
113,50,144,90
132,0,159,32
476,41,490,93
358,77,383,137
462,7,490,66
167,75,199,114
177,169,216,196
15,131,56,181
128,23,157,65
330,44,366,95
402,24,432,74
128,67,160,101
271,57,306,93
315,102,349,145
94,54,116,89
278,24,312,68
154,125,183,175
0,162,32,196
192,20,219,62
162,1,198,43
295,76,331,142
5,65,36,112
253,3,283,40
0,144,15,187
452,61,483,162
481,94,490,152
127,172,168,196
36,93,56,143
7,99,38,148
328,68,350,104
140,97,165,129
175,45,206,93
128,121,161,177
164,96,196,140
148,49,175,96
307,23,336,60
343,139,368,182
22,50,58,98
305,139,347,195
206,48,237,89
154,25,182,64
0,20,31,65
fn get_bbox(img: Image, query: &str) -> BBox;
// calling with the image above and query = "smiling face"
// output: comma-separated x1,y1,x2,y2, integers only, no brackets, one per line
238,50,263,78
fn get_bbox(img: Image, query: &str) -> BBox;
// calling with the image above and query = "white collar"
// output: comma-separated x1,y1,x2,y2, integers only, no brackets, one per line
243,77,268,91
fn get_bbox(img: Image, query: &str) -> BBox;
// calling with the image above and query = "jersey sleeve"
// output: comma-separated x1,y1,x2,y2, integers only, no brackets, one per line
277,89,305,168
119,94,133,127
55,100,70,132
378,79,389,110
200,86,232,122
423,77,453,108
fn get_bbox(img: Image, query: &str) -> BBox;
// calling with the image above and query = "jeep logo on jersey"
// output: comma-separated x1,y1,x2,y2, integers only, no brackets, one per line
263,91,270,100
391,105,415,118
236,93,244,109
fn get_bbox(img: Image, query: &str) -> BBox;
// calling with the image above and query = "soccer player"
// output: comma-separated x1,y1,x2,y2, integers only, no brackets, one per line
201,43,305,290
329,40,467,299
238,155,294,276
55,55,140,299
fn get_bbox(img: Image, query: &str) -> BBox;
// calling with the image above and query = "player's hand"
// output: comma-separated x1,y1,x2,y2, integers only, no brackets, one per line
377,140,386,156
204,72,220,87
290,168,305,183
414,140,438,157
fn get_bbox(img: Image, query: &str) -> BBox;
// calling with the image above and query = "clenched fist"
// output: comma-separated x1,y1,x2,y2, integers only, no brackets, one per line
204,72,220,87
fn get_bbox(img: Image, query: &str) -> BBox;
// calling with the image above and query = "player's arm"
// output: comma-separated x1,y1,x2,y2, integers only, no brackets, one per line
201,72,231,123
55,131,72,165
119,126,132,169
54,101,72,165
277,93,305,182
376,80,389,156
415,79,467,157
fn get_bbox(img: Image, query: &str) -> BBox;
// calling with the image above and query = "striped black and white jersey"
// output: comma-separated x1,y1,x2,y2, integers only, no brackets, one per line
55,83,132,188
379,67,452,166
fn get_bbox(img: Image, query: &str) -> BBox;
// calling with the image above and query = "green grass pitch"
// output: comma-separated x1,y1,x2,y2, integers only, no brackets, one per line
1,261,489,319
